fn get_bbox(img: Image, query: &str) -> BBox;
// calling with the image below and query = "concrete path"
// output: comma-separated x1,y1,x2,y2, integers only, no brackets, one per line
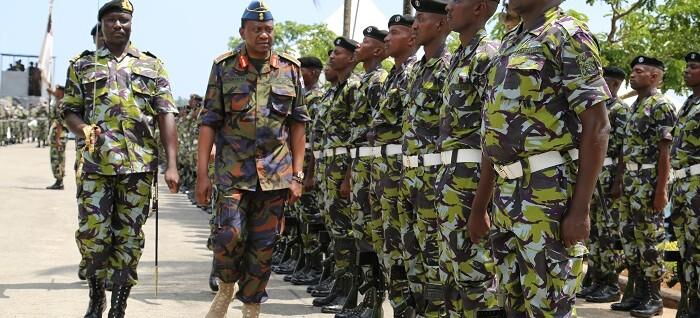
0,143,677,317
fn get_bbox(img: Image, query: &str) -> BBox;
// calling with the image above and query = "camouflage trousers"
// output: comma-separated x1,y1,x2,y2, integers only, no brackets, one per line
436,162,497,318
351,156,383,252
588,165,624,276
291,188,321,254
399,164,443,317
209,186,286,304
492,163,586,317
75,172,154,286
48,123,67,180
372,154,412,312
324,153,355,274
619,168,665,282
36,119,48,146
672,175,700,309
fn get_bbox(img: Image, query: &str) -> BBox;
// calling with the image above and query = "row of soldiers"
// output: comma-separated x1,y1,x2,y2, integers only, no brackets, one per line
259,1,700,318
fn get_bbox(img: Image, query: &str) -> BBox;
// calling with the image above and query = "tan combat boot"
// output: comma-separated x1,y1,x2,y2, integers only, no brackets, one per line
205,282,236,318
241,303,261,318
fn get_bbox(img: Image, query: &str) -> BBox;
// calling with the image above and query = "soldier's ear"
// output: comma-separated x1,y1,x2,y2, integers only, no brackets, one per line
239,26,245,38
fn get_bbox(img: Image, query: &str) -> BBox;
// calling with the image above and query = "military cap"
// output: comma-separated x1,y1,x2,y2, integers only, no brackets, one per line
363,26,388,42
299,56,323,70
98,0,133,21
388,14,415,28
686,52,700,63
334,37,359,52
411,0,447,15
242,0,273,22
630,55,665,71
603,66,627,80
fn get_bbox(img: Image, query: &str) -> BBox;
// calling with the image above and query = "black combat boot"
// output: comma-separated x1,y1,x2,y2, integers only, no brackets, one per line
46,179,64,190
611,270,643,311
577,267,600,298
630,279,663,317
314,273,346,307
107,284,132,318
294,247,323,285
208,259,219,292
285,251,307,282
84,277,106,318
586,272,621,303
323,272,358,314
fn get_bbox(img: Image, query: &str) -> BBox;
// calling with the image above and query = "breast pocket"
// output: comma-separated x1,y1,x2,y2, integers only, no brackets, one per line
502,53,545,102
223,81,252,113
270,82,297,117
131,68,158,115
81,71,108,101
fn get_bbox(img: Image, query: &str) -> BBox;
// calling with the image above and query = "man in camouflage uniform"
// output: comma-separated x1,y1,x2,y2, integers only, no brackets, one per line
62,1,180,316
195,2,309,317
34,103,49,148
611,56,676,318
397,1,451,317
47,86,68,190
469,1,612,317
368,14,417,318
437,1,499,317
671,52,700,317
583,67,628,303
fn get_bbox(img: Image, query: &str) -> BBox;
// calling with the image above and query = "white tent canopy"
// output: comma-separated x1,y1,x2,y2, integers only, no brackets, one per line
324,0,389,42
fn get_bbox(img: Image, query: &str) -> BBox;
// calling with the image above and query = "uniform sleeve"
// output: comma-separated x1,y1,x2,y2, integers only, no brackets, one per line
200,62,225,129
654,100,677,142
153,60,178,115
289,66,311,123
560,30,611,115
61,62,84,119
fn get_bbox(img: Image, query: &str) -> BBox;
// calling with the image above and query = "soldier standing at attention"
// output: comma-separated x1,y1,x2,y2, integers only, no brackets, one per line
468,0,612,316
62,1,180,317
399,1,451,316
611,56,676,318
46,86,67,190
583,66,628,303
671,52,700,317
437,0,499,317
195,2,309,317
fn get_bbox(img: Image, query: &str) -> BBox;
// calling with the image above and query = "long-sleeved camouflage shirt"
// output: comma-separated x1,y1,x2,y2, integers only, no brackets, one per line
438,31,498,152
622,92,676,165
482,7,611,165
369,56,416,146
606,97,629,160
351,67,388,147
402,49,451,156
310,85,337,152
200,47,310,192
62,43,178,175
324,74,360,149
671,95,700,169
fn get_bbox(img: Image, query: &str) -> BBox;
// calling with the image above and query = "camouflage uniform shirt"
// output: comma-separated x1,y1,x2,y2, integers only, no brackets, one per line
351,67,388,147
622,92,676,165
324,74,361,149
62,43,178,175
672,95,700,170
606,97,629,160
369,56,416,146
310,84,337,152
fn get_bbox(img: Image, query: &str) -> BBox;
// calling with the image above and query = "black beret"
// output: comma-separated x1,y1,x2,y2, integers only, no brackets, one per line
603,66,627,80
242,1,273,22
411,0,447,15
363,26,388,42
334,37,359,53
98,0,133,21
388,14,415,28
686,52,700,63
630,55,665,71
90,24,98,37
299,56,323,69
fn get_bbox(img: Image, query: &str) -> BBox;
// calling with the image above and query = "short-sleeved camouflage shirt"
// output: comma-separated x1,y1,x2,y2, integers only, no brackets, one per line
200,47,310,192
671,95,700,169
481,7,611,165
438,31,499,152
324,74,361,149
62,43,178,175
402,50,451,156
351,67,388,147
369,56,416,146
606,97,629,160
622,92,676,165
310,85,337,152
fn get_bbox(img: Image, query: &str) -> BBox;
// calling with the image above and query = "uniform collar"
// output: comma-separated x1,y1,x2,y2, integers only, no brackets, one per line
514,6,561,37
235,46,279,74
458,29,486,60
97,42,141,58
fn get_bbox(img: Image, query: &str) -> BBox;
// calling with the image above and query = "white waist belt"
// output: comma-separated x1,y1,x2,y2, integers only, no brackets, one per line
674,164,700,180
603,157,614,167
626,162,655,171
380,144,403,157
440,149,482,165
402,153,442,168
350,147,375,159
313,150,322,159
494,149,579,180
305,142,311,150
324,147,348,157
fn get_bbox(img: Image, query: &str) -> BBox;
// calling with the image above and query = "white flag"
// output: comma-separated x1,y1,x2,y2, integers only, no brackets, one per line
37,0,54,92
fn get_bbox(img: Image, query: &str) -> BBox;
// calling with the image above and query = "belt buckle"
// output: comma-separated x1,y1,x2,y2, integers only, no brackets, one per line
494,163,518,179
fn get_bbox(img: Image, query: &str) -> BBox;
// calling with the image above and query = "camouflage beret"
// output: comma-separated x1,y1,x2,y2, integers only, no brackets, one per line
686,52,700,63
411,0,447,15
630,55,665,71
388,14,415,28
363,26,388,42
603,66,627,80
98,0,133,21
242,0,273,22
334,37,359,53
299,56,323,70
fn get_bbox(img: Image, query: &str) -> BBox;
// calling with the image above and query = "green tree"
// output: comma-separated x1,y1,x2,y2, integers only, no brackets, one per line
229,21,338,61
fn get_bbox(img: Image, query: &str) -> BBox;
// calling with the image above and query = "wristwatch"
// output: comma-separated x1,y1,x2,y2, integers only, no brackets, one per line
292,171,305,184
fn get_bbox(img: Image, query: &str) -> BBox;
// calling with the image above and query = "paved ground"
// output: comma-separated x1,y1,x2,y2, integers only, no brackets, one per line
0,143,677,317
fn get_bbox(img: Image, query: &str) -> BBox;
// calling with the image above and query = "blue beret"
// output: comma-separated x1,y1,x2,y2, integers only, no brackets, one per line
242,1,273,22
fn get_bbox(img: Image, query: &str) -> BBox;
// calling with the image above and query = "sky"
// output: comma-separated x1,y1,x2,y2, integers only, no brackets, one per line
0,0,611,100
